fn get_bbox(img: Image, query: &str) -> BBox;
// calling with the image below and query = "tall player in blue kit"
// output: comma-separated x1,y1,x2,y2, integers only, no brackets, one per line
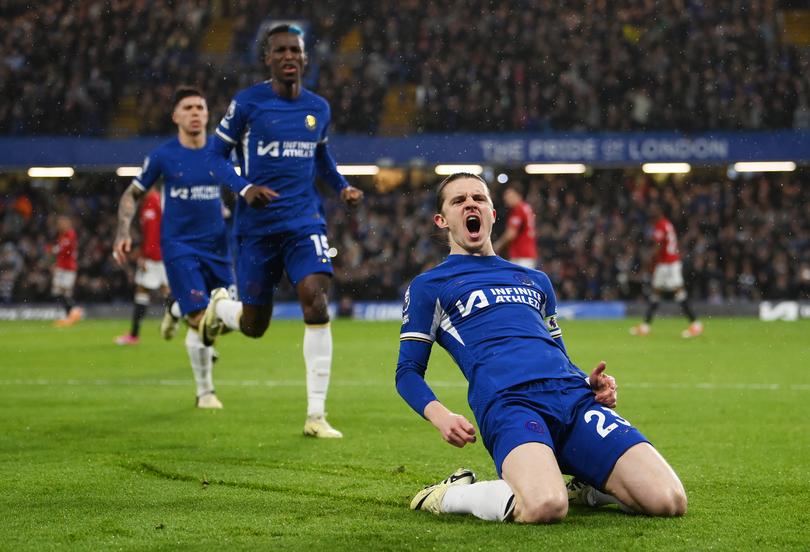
113,87,231,410
202,24,363,438
397,173,687,523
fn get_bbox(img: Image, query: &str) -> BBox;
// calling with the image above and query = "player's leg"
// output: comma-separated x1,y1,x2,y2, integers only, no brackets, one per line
52,269,82,326
115,284,149,345
603,442,687,516
158,262,180,340
296,273,341,436
286,227,341,438
413,396,568,523
632,264,667,335
117,258,160,344
672,261,702,337
411,467,516,521
502,443,569,523
165,256,221,408
201,235,280,342
184,308,220,408
559,386,685,517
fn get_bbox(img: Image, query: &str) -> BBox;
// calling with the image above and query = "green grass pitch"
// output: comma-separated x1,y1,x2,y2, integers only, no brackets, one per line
1,317,809,550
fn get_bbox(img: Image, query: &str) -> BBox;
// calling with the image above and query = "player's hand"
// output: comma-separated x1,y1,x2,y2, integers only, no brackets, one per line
589,361,617,408
424,401,477,448
340,185,363,207
112,237,131,267
244,185,279,208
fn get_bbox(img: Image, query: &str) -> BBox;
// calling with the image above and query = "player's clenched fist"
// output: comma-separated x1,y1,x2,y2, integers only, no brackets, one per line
424,401,477,448
340,185,364,207
244,185,279,208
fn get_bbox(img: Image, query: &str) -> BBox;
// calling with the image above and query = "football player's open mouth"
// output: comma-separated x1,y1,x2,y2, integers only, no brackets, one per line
282,64,298,75
465,214,481,237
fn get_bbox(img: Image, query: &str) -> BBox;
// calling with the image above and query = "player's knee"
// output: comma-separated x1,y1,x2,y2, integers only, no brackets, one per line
516,495,568,524
643,485,687,517
240,318,269,338
302,304,329,325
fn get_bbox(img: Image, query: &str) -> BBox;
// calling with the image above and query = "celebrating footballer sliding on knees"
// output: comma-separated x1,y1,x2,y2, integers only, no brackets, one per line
396,173,687,523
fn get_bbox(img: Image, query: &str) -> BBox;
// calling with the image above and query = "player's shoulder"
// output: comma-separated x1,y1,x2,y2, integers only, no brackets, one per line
299,89,330,111
231,82,274,107
516,264,553,289
408,260,455,293
152,137,182,157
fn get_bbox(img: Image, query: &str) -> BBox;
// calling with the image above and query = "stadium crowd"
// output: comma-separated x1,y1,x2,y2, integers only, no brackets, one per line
1,0,808,135
1,171,808,305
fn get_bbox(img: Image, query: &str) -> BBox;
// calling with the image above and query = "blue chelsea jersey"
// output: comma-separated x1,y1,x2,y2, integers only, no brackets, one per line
212,82,348,236
396,255,586,416
132,137,229,262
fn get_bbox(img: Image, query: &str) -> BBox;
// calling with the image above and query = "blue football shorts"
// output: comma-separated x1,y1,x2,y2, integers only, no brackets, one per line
235,224,333,306
164,254,233,316
480,376,649,489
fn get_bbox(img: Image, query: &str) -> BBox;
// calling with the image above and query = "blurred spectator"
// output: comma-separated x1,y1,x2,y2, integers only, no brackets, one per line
0,170,808,304
1,1,808,135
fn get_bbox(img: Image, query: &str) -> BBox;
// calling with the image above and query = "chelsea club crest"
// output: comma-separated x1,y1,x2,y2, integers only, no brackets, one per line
305,114,317,130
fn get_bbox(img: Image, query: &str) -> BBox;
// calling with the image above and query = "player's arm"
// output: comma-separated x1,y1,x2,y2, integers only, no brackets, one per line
315,121,363,206
396,341,477,448
208,99,278,208
113,156,155,266
396,282,476,448
493,225,517,255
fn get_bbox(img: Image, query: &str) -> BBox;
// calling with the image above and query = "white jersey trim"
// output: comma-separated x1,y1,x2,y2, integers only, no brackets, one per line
215,128,237,145
241,125,251,178
400,331,434,343
437,298,464,345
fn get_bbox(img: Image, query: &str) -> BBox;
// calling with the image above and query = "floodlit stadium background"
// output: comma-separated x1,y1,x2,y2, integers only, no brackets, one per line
1,1,808,321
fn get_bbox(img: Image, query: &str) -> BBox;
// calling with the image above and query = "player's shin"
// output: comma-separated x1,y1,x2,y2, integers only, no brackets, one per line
131,291,150,337
442,480,516,521
303,324,331,417
185,328,214,397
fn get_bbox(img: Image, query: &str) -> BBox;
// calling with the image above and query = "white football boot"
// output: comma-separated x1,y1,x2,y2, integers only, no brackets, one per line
410,468,477,514
303,415,343,438
196,392,223,409
199,288,229,346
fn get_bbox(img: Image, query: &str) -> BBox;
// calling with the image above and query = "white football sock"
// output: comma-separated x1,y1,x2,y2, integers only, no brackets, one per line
215,298,243,331
303,324,332,417
441,480,515,522
170,301,182,319
185,328,214,396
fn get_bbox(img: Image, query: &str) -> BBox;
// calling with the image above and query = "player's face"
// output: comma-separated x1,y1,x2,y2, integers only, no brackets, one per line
503,188,520,207
172,96,208,136
266,33,307,84
434,178,496,256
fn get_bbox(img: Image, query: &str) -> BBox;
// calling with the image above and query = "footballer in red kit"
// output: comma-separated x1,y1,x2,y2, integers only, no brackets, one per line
114,188,171,345
493,183,538,269
631,203,703,338
51,215,83,327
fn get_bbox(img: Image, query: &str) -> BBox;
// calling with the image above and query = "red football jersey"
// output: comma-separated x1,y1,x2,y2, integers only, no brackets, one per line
140,190,162,261
653,217,680,264
506,201,538,260
54,229,78,271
